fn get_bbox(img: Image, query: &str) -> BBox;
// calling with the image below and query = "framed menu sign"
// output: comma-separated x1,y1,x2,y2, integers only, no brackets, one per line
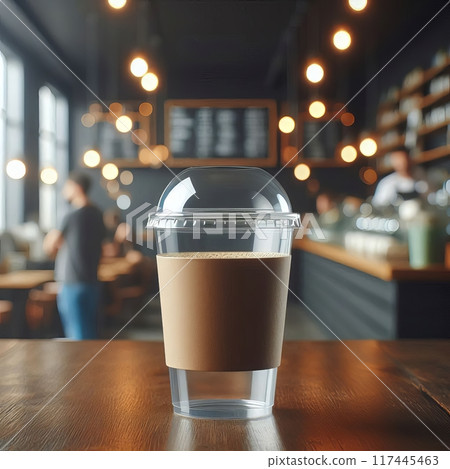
164,99,277,167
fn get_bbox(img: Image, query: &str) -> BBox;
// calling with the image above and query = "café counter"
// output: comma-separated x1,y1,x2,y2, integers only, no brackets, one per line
291,238,450,339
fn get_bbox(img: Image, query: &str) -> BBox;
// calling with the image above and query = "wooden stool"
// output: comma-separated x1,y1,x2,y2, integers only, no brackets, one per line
26,288,57,330
0,300,13,325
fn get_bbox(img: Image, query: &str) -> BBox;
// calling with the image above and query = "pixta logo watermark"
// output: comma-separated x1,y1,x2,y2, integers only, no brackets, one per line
125,203,325,250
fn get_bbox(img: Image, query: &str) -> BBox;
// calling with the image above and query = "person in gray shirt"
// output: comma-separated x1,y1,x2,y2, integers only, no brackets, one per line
44,172,106,339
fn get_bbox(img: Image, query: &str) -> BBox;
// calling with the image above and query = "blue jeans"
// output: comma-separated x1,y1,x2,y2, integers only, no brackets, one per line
57,283,101,340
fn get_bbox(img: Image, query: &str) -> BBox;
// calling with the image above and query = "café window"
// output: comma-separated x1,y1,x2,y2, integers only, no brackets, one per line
0,51,6,230
39,85,69,231
0,46,24,230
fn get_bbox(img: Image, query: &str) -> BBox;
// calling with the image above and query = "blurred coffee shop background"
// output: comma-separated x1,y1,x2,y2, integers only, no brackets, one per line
0,0,449,341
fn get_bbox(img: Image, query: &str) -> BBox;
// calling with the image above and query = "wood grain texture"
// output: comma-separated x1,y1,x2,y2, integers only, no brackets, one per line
0,340,448,451
293,238,450,282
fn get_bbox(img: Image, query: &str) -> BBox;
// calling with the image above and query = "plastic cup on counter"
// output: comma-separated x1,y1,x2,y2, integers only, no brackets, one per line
147,167,300,419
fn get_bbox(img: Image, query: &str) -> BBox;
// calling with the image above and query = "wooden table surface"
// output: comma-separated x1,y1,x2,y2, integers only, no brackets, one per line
98,257,136,282
0,340,449,451
0,270,55,290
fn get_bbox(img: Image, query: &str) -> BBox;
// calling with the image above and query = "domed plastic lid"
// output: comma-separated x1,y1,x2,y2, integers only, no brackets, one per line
148,166,300,229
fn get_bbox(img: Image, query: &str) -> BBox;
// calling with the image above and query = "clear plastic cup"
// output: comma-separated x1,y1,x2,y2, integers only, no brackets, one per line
148,167,299,419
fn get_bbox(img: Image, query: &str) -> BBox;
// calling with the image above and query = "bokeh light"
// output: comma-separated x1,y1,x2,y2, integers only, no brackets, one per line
294,163,311,181
278,116,295,134
360,167,378,185
81,113,96,127
89,102,103,115
115,115,133,133
138,148,152,164
306,63,324,83
333,29,352,50
153,145,170,161
108,0,127,10
359,137,377,157
6,159,26,180
141,72,159,91
117,194,131,210
131,129,148,145
139,102,153,116
83,150,101,168
106,180,120,194
340,112,355,126
40,167,58,185
340,145,358,163
308,101,326,118
120,170,134,185
130,57,148,78
109,102,122,115
349,0,368,12
102,163,119,180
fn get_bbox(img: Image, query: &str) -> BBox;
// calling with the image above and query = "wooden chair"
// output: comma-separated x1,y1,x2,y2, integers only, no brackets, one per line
26,283,57,332
0,300,13,325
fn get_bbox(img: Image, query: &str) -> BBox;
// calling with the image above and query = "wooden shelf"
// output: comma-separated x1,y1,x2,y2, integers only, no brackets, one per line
378,135,406,153
420,87,450,109
378,96,399,111
373,59,450,168
299,159,351,168
412,144,450,164
398,58,450,99
379,145,450,169
417,118,450,136
377,59,450,108
377,112,408,132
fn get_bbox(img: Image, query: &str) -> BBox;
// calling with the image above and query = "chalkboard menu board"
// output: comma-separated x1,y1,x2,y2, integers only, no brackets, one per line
301,119,341,160
164,99,277,167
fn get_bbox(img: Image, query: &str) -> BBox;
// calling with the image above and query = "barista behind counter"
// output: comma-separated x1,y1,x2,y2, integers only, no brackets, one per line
372,149,424,208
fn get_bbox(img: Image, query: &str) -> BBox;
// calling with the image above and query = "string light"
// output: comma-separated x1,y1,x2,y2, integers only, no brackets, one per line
106,180,120,194
278,116,295,134
83,150,101,168
308,101,326,118
131,129,148,145
6,159,26,179
108,0,127,10
153,145,170,161
115,115,133,133
120,170,134,185
139,102,153,116
40,167,58,185
359,137,377,157
340,145,358,163
333,29,352,51
341,112,355,126
102,163,119,180
89,103,103,115
117,194,131,210
306,63,324,83
141,72,159,91
349,0,368,12
130,57,148,78
294,163,311,181
360,167,378,185
81,113,95,127
109,102,122,114
138,148,152,164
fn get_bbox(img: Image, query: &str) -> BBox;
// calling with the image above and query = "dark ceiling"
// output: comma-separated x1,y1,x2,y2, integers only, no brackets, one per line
4,0,450,103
